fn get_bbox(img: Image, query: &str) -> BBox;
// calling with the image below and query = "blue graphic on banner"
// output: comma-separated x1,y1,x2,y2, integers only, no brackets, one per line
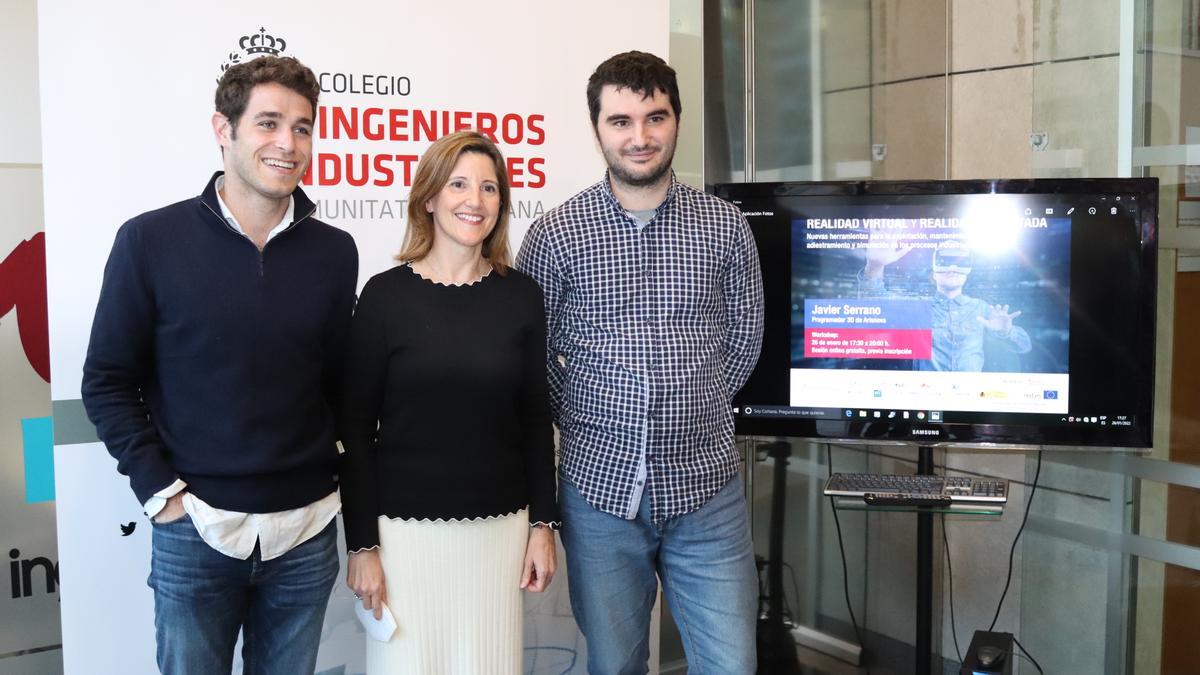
21,416,55,503
805,298,931,329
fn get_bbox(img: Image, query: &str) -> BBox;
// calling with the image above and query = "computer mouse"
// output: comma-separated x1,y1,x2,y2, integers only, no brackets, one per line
977,645,1004,667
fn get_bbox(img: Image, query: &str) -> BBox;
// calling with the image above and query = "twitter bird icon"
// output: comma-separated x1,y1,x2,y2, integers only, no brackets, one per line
120,522,136,536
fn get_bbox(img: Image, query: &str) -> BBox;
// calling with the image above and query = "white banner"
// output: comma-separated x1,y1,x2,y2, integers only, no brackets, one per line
1,1,59,672
40,2,668,672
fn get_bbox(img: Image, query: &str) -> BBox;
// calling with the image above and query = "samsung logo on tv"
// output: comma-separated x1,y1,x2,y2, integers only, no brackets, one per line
912,429,941,436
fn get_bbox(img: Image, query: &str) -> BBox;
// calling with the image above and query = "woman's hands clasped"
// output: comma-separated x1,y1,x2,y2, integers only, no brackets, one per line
347,549,388,619
520,525,557,592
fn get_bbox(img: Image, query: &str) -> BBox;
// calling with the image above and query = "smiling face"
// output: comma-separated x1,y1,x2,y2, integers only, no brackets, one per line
594,84,678,190
425,151,500,254
213,82,313,206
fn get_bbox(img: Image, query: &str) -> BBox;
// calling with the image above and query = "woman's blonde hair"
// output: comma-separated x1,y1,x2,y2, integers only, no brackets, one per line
396,130,512,273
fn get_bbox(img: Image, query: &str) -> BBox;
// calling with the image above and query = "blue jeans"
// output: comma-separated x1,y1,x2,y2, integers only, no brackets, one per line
148,514,339,675
560,474,757,675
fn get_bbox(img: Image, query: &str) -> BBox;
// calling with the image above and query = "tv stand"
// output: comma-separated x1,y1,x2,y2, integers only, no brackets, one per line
915,444,936,674
831,444,1004,674
756,440,801,674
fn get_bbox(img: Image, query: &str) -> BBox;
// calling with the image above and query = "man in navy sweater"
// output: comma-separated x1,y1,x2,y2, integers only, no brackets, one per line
82,56,358,674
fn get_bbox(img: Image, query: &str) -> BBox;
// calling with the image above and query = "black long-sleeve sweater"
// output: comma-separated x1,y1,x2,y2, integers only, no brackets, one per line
81,173,359,512
338,264,559,552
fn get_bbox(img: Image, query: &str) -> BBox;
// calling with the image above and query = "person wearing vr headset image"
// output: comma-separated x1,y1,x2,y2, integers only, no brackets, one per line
861,242,1031,372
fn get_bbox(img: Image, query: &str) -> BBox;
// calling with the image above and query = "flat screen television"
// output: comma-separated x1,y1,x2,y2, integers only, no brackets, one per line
714,178,1158,448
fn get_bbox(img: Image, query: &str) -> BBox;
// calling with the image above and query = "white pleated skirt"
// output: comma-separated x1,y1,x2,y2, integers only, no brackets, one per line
368,509,528,675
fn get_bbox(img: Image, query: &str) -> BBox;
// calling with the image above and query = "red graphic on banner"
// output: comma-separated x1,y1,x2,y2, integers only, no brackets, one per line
303,106,548,188
0,232,50,382
805,328,931,360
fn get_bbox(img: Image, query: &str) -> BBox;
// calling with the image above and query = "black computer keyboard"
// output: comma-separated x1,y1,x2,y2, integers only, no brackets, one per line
863,492,953,507
823,472,1008,504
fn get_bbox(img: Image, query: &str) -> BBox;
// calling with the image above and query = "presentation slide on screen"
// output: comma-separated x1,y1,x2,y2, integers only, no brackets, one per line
788,201,1071,414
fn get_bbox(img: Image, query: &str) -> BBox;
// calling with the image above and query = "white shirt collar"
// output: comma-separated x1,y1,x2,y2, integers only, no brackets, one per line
214,175,295,244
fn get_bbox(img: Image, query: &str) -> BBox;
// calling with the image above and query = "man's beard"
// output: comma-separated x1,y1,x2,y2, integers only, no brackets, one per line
605,139,677,188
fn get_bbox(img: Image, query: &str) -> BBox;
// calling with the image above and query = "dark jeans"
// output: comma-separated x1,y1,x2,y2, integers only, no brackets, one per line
148,514,339,675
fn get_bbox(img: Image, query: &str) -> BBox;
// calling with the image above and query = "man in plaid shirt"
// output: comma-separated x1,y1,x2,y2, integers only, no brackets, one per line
517,51,764,674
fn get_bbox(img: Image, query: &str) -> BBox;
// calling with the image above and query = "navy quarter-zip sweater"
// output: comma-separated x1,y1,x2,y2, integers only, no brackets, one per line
82,172,359,512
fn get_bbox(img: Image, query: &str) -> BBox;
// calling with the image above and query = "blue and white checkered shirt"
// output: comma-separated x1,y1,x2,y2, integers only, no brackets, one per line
516,173,764,523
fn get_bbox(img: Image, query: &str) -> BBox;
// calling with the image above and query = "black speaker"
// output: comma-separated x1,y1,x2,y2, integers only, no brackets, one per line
959,630,1013,675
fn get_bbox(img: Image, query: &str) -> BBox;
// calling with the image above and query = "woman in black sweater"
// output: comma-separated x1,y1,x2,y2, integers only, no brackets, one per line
339,130,559,674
